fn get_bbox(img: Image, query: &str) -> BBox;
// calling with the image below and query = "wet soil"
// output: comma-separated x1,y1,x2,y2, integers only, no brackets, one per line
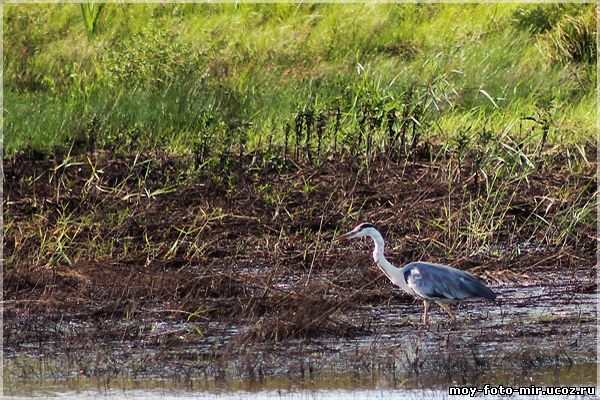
3,150,597,394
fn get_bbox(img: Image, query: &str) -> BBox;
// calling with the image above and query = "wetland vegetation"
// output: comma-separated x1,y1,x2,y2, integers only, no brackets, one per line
3,3,597,397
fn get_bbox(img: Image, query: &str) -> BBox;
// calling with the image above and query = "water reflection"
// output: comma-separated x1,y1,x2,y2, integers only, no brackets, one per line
4,363,596,399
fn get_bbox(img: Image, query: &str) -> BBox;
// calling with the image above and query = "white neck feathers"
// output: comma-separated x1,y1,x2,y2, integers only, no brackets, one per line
367,230,410,292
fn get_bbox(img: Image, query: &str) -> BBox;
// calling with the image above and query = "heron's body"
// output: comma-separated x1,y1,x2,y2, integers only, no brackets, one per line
337,223,496,325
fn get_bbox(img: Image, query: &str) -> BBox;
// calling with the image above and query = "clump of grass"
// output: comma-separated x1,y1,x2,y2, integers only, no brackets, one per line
541,10,597,65
100,29,203,86
235,286,362,343
512,4,579,34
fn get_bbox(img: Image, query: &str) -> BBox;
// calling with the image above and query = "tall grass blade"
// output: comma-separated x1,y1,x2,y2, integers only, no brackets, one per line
80,2,105,35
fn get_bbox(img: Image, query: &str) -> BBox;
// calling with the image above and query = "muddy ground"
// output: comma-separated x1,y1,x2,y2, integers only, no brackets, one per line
3,149,597,392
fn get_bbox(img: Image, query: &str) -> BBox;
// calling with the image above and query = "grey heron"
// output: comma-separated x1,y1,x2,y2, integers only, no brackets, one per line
336,223,496,325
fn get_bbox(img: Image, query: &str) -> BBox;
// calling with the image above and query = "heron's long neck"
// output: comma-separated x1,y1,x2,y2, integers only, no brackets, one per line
369,232,410,291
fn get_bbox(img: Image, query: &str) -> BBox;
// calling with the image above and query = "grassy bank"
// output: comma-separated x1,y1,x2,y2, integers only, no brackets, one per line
4,3,596,161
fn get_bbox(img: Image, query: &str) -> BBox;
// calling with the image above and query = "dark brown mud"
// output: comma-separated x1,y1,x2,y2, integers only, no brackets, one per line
3,150,597,394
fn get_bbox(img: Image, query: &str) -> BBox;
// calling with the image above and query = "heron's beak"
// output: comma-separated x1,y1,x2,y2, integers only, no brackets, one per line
334,230,356,242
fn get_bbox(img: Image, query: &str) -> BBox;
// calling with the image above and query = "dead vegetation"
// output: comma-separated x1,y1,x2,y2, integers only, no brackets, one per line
3,147,597,350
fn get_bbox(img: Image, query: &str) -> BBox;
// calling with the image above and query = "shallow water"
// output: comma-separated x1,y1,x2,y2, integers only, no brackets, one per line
4,364,597,399
4,279,597,398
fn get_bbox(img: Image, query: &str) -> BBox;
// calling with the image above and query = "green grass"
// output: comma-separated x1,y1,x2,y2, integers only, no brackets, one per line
4,3,596,160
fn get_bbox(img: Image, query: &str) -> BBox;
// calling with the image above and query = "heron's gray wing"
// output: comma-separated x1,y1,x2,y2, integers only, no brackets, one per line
404,262,496,301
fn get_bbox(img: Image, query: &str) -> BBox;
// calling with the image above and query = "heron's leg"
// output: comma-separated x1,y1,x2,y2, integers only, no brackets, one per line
422,300,430,326
438,302,456,322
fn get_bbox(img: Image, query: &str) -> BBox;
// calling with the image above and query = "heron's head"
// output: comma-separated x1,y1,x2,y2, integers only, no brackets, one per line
335,223,379,241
